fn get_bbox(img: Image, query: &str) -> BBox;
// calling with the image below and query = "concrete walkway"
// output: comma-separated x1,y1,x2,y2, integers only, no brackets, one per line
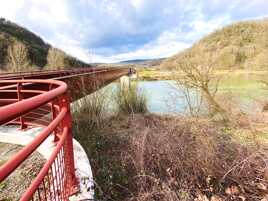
0,126,94,200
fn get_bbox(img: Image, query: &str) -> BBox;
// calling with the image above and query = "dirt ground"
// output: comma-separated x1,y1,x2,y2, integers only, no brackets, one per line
0,143,45,201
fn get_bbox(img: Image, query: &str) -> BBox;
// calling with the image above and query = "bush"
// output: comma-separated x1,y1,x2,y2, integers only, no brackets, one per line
72,89,108,131
115,83,148,114
78,114,267,201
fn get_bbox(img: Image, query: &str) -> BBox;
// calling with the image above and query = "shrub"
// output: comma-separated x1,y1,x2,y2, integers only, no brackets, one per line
79,114,267,201
115,83,148,114
72,89,108,131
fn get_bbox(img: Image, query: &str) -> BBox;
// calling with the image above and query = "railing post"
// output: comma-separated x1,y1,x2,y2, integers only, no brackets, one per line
17,83,27,130
50,84,60,142
59,92,78,196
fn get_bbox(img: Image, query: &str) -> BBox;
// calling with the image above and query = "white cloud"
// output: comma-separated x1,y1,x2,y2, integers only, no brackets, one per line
46,32,92,63
87,14,231,63
47,30,190,63
27,0,69,24
131,0,144,8
0,0,25,20
63,45,92,63
90,30,190,63
0,0,268,64
187,15,231,40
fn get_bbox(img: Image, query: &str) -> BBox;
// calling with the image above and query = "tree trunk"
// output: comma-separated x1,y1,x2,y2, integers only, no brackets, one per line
202,88,228,119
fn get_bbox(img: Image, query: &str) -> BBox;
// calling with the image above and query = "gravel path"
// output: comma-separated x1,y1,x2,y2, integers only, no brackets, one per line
0,143,45,201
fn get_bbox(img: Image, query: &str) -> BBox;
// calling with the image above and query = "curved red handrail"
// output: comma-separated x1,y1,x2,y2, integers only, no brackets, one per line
0,79,78,200
0,67,133,200
0,108,67,181
20,127,69,201
0,79,67,125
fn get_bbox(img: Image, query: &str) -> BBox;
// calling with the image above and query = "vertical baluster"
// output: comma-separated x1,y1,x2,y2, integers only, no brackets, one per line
42,180,47,201
59,93,78,195
17,82,27,129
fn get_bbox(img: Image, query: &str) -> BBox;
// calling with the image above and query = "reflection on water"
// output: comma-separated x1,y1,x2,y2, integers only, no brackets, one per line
136,80,198,114
121,78,267,114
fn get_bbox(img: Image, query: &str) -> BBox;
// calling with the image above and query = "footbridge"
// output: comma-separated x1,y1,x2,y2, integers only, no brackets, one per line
0,67,133,201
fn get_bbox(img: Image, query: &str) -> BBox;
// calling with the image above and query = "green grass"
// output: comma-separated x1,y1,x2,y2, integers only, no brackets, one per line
216,72,268,107
138,68,173,80
234,130,268,145
222,126,268,146
218,72,267,89
0,181,6,190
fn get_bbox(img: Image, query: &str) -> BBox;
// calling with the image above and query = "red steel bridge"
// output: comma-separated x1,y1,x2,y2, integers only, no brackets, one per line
0,67,132,201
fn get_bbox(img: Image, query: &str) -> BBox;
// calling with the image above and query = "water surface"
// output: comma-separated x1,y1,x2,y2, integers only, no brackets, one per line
76,74,268,115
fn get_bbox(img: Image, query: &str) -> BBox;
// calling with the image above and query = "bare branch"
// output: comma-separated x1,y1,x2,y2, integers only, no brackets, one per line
8,42,29,72
174,50,227,119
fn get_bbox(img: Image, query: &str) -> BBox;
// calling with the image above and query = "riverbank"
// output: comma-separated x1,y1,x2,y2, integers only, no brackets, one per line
137,68,268,81
137,67,173,80
72,76,268,201
73,112,268,201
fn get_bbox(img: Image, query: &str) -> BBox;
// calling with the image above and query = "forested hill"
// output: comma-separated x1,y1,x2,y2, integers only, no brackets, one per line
162,19,268,70
0,18,90,72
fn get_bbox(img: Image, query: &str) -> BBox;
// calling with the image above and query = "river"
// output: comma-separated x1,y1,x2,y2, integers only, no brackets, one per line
75,74,268,115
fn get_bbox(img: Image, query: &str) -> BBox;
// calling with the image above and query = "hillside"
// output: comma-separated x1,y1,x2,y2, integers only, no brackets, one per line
119,58,164,66
0,18,90,72
162,19,268,70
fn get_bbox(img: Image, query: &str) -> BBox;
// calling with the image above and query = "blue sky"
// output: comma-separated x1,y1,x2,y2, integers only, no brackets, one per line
0,0,268,63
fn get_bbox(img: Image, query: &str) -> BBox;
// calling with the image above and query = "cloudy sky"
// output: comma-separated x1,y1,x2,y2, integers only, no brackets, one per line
0,0,268,63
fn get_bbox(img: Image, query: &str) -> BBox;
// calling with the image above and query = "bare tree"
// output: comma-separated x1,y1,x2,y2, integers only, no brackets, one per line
174,50,227,118
177,83,204,117
46,47,67,69
8,42,29,72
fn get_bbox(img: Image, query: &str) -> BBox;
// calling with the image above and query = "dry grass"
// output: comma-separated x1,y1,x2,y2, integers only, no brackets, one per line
74,113,268,201
115,83,148,115
72,89,109,131
122,115,267,201
72,80,268,201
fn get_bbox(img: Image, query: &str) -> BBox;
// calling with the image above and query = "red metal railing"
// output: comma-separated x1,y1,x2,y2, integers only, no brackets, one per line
0,67,133,200
0,79,78,200
0,67,126,80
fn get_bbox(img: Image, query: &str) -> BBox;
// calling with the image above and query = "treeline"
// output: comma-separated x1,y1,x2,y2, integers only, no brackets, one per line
0,18,90,72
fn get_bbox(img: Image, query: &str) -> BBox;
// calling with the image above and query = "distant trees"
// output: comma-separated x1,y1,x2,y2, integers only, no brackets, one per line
46,47,90,70
46,47,67,69
8,41,29,72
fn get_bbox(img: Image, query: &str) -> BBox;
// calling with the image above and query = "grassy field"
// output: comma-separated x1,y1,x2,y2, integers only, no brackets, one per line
137,67,173,80
138,68,268,81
